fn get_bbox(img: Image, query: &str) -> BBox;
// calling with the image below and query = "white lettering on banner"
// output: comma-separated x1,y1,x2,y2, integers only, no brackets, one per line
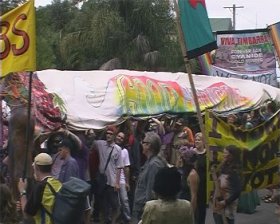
230,48,264,64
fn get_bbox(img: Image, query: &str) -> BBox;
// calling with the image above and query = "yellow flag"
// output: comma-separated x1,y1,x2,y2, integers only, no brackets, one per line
0,0,36,77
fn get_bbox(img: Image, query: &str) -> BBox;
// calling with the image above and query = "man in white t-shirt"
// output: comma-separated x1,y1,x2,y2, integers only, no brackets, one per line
115,131,131,224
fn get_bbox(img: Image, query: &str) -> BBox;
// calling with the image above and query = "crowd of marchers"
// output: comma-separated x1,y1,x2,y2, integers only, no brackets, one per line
0,100,280,224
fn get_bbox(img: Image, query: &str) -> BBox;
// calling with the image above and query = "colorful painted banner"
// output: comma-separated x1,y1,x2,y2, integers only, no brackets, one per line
205,110,280,200
269,22,280,62
34,69,280,129
213,29,277,86
0,0,36,77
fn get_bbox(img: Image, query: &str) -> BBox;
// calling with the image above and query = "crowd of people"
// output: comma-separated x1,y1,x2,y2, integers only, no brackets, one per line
0,100,279,224
224,101,277,128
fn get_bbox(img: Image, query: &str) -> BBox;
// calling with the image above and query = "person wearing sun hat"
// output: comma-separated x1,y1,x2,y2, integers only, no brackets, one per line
17,153,62,224
34,152,53,164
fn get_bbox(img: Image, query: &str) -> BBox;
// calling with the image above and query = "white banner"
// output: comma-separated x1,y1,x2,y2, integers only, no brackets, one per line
35,69,280,129
212,65,277,86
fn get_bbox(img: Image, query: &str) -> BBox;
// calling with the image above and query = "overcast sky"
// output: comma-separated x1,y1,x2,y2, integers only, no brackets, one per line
206,0,279,30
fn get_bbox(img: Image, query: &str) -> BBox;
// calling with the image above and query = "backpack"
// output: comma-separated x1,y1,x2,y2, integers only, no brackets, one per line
44,177,91,224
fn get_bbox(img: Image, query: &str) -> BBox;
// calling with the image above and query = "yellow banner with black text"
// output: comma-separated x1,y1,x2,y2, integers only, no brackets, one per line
0,0,36,77
205,110,280,199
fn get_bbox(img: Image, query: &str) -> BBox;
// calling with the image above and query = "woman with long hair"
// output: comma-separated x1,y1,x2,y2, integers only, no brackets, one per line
212,145,242,224
177,146,199,222
0,183,20,224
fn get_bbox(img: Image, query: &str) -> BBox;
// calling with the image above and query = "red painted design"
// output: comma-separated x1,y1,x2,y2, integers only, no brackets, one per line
188,0,206,9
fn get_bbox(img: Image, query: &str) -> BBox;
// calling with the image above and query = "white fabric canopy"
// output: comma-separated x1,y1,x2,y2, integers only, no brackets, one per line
36,69,280,129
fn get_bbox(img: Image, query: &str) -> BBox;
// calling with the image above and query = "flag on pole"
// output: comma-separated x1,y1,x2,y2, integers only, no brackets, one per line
198,52,213,75
0,0,36,77
269,22,280,61
178,0,217,59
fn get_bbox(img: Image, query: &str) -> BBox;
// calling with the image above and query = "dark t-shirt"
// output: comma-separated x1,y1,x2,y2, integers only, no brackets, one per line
178,167,191,201
24,179,48,216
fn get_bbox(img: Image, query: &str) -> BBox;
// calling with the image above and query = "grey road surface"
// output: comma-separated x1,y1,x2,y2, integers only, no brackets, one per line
206,190,279,224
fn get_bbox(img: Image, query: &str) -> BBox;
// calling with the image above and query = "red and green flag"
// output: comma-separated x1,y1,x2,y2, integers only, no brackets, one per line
178,0,217,59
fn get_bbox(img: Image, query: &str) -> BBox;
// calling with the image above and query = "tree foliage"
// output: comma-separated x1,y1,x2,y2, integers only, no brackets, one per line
33,0,202,73
0,0,25,15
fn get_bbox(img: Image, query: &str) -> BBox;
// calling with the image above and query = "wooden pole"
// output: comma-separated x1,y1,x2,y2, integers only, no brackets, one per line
173,0,208,150
0,100,3,149
23,71,33,178
173,2,227,222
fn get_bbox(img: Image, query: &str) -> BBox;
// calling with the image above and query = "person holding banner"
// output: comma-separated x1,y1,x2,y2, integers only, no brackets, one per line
132,132,167,222
212,145,242,224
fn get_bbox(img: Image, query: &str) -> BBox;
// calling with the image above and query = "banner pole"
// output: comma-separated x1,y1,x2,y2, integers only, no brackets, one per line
173,0,208,151
23,71,33,179
0,100,3,149
173,2,227,222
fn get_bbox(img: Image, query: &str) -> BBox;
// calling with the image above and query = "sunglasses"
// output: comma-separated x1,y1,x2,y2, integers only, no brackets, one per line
141,140,150,144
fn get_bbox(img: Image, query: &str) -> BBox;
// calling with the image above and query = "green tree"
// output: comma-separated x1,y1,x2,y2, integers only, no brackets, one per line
36,0,79,69
35,0,187,72
0,0,25,15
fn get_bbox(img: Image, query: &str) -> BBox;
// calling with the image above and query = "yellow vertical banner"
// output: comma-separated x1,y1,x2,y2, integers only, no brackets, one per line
205,110,280,202
0,0,36,77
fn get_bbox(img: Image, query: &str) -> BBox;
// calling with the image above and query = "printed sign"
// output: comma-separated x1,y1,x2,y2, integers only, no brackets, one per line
213,30,277,86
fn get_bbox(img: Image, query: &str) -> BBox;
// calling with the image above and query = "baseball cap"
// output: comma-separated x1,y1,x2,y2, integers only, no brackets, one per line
52,134,64,147
107,125,117,135
34,153,53,166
